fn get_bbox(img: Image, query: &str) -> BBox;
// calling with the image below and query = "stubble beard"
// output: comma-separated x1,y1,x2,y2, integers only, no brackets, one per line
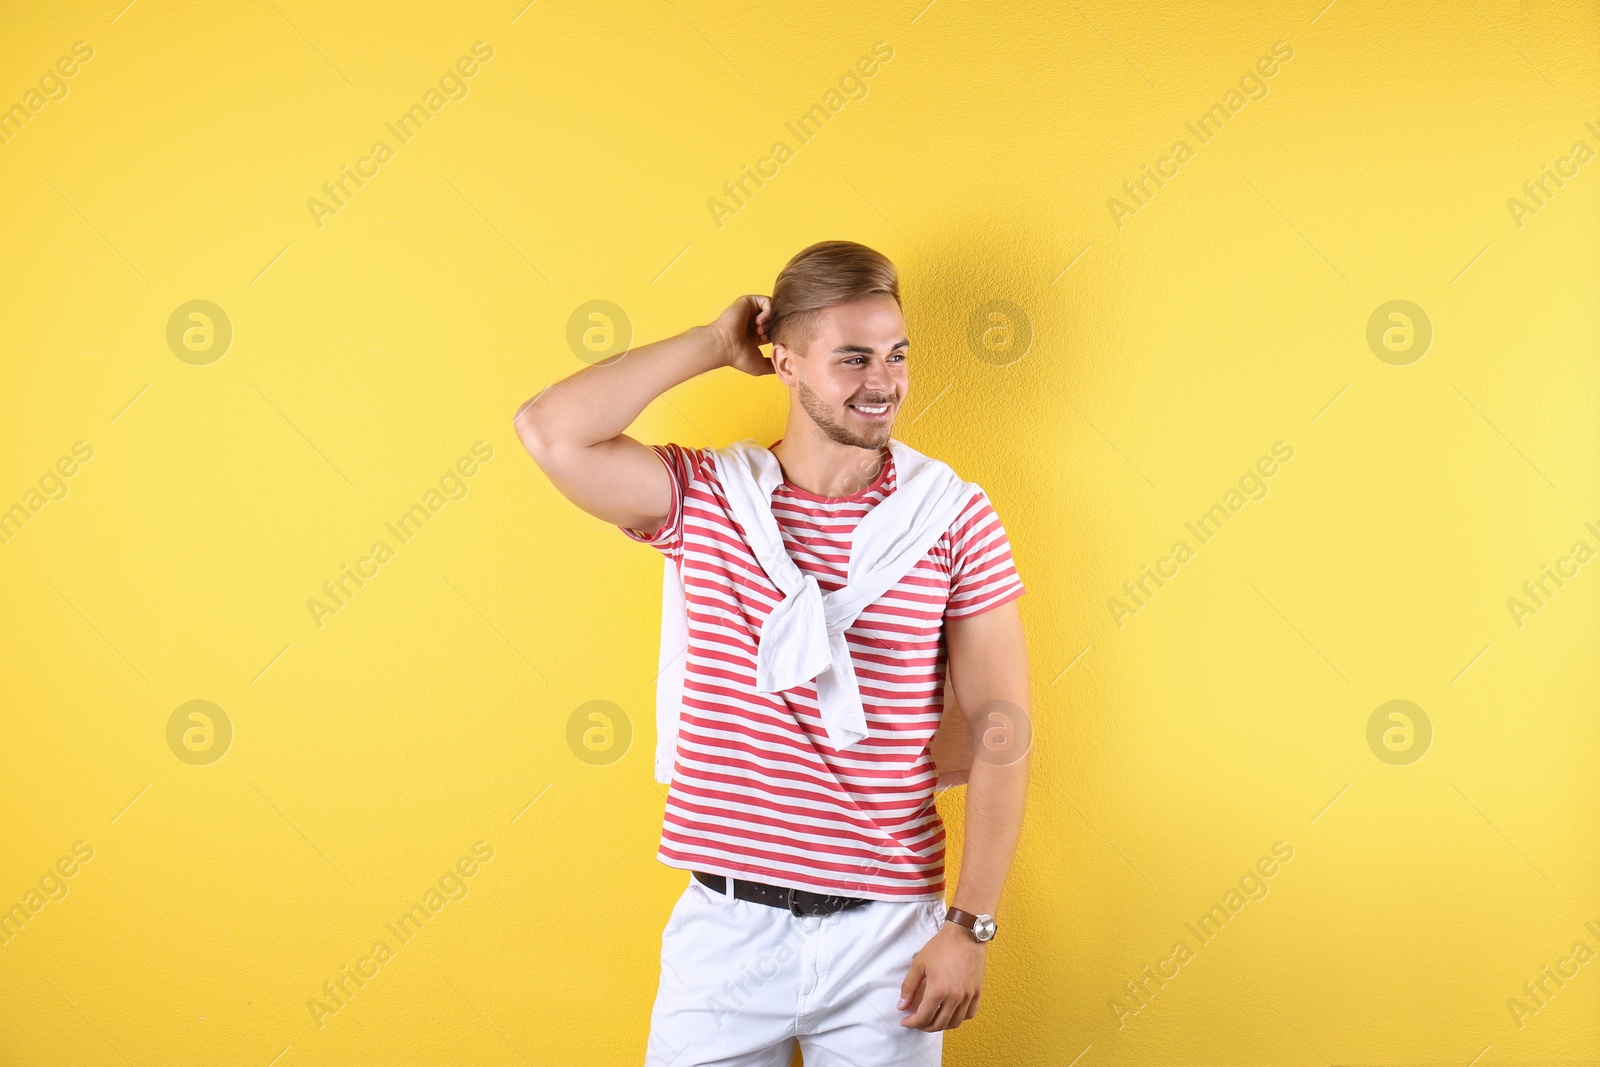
796,374,893,451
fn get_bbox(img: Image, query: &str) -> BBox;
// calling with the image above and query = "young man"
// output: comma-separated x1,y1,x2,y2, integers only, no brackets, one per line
513,240,1030,1064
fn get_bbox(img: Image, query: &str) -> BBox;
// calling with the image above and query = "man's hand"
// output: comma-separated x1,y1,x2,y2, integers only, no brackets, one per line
898,922,985,1031
709,295,775,377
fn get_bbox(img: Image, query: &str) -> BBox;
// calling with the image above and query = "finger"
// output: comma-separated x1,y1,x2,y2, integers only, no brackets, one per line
909,987,953,1031
930,996,963,1032
900,982,933,1027
898,962,924,1011
902,997,940,1030
963,993,980,1020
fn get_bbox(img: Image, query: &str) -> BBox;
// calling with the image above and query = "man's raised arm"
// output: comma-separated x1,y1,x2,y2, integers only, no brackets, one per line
511,296,773,534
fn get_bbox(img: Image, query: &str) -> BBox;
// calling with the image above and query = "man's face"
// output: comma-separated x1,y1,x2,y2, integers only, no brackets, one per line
775,293,909,450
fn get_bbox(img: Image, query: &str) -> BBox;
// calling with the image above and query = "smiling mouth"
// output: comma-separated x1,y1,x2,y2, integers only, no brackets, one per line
849,402,893,417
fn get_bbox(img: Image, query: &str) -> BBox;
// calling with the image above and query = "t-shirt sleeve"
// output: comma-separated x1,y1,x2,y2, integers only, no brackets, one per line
944,486,1026,618
617,443,707,556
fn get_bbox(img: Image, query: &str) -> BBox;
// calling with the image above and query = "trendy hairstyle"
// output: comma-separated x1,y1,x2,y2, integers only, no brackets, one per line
768,240,901,355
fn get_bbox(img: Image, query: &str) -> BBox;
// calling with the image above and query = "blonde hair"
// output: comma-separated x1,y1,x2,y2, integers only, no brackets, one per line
769,240,900,354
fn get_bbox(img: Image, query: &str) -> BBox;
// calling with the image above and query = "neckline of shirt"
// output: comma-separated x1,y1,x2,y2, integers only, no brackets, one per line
765,439,895,504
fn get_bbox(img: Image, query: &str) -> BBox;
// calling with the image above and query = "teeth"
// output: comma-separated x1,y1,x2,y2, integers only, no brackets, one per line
853,404,889,414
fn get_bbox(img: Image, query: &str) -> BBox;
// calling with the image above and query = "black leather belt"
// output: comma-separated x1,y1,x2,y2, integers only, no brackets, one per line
693,869,873,917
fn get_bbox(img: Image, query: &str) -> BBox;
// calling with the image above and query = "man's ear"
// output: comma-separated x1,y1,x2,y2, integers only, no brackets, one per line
770,342,796,383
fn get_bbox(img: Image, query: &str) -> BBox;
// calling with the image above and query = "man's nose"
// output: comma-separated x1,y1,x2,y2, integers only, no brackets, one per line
864,363,897,394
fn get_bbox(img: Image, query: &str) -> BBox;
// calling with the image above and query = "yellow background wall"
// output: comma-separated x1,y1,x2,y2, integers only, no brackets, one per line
2,1,1596,1064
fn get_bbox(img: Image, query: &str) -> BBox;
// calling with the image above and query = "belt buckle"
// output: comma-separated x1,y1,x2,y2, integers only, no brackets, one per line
785,886,806,917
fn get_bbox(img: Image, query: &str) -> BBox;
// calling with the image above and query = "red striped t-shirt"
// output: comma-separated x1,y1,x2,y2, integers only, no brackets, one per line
620,439,1025,900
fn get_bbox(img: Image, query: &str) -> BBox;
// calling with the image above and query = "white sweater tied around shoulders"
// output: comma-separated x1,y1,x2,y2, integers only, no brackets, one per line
649,437,978,792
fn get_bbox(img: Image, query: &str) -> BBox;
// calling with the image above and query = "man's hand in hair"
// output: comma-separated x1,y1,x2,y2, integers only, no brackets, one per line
711,295,776,377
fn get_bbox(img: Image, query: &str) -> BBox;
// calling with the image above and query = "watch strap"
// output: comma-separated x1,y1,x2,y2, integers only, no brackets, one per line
946,906,996,942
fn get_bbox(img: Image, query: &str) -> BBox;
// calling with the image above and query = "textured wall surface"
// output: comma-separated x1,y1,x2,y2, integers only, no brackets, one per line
1,1,1597,1064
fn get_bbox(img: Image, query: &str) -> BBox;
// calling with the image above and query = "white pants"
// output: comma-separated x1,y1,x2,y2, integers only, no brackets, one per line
645,872,947,1066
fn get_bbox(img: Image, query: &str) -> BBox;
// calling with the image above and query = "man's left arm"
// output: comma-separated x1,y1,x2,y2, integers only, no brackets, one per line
899,596,1030,1032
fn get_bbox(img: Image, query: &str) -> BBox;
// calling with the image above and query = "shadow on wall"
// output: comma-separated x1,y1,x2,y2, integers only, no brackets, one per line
895,208,1102,1041
896,209,1078,489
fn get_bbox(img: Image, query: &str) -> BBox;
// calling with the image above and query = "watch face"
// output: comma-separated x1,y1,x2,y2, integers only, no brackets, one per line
973,915,997,942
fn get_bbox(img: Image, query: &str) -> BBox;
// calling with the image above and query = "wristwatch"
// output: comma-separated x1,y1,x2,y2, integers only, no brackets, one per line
944,907,997,942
